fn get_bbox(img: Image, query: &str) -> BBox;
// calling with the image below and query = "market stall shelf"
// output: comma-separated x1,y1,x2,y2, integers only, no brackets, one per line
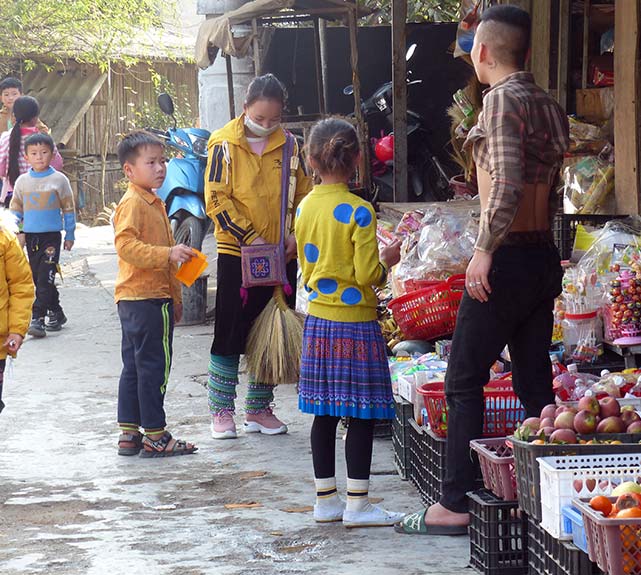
470,437,517,501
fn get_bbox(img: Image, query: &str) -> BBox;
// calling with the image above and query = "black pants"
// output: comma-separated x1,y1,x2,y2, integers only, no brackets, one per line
440,243,563,513
117,299,174,432
26,232,62,319
212,254,297,356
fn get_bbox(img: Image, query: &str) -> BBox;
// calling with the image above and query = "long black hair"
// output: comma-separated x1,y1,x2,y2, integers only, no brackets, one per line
8,96,39,186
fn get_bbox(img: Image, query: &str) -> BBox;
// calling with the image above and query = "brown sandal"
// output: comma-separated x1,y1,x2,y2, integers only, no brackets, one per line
118,432,143,456
139,431,197,458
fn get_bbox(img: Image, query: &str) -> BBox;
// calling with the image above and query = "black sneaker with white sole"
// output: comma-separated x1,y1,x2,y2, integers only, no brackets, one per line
45,310,67,331
28,318,47,338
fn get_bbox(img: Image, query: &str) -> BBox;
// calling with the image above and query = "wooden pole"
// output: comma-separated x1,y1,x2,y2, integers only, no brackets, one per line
391,0,408,203
252,19,261,76
582,0,590,89
556,0,570,110
319,18,330,114
225,54,236,120
312,17,326,114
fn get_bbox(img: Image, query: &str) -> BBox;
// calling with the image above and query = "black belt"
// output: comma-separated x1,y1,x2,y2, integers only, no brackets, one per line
502,230,554,247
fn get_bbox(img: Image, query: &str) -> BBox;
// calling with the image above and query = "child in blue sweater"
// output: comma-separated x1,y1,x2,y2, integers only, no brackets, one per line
10,133,76,338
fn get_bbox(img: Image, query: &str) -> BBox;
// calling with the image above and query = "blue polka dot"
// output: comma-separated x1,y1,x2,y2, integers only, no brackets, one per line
296,207,301,218
354,206,373,227
308,291,318,301
317,278,338,294
341,287,362,305
304,284,312,293
304,243,319,263
333,203,353,224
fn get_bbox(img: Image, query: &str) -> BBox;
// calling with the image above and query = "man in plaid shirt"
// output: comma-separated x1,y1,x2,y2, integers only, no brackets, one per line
396,4,570,535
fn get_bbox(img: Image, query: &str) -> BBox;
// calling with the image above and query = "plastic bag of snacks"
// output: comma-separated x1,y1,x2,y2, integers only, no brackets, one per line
563,153,614,214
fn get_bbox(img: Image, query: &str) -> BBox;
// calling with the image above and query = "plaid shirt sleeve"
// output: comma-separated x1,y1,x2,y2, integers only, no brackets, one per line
475,90,526,253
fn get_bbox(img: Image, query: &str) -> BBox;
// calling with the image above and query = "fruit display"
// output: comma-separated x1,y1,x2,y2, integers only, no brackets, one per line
607,265,641,338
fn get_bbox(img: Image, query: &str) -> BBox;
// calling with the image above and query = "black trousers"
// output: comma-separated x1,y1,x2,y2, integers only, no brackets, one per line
440,243,563,513
212,254,297,356
117,299,174,431
26,232,62,319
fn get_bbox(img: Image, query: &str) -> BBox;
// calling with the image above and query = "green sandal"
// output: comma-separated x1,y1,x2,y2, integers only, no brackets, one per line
140,431,198,458
394,509,468,536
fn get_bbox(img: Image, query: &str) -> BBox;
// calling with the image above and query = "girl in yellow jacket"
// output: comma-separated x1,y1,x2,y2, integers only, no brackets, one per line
205,74,311,439
0,209,36,413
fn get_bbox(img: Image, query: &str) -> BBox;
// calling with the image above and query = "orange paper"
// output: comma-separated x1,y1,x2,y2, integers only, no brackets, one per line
175,249,208,287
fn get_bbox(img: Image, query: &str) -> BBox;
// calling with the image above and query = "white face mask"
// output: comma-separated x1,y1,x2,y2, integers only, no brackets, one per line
244,114,281,138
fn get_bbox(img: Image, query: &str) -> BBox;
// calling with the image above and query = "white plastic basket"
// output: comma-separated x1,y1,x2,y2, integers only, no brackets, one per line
538,453,641,540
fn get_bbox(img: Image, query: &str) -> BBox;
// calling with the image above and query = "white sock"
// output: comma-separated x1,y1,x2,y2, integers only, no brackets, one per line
315,477,338,506
346,478,369,512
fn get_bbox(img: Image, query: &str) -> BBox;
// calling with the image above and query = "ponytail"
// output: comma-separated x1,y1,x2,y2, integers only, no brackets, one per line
7,95,40,186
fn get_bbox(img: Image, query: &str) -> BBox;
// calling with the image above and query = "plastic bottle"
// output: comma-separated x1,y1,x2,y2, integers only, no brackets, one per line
551,355,567,378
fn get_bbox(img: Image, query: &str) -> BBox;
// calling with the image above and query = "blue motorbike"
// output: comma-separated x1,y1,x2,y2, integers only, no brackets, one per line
152,93,211,251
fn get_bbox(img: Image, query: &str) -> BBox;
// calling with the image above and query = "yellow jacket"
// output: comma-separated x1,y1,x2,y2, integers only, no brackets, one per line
113,183,182,304
205,115,312,257
0,214,34,357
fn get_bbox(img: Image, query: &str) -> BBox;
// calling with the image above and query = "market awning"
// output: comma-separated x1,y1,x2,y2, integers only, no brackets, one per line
195,0,367,69
24,66,107,145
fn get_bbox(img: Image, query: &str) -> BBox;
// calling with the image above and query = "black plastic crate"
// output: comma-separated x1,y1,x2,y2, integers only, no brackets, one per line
468,489,527,575
552,213,626,260
527,516,603,575
392,395,413,480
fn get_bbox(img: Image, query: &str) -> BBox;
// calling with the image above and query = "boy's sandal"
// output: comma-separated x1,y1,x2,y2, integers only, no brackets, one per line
393,510,468,536
139,431,198,458
118,432,143,456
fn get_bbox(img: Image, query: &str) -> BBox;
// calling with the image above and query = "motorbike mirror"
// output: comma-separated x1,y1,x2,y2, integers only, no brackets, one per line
158,93,175,116
406,44,417,61
343,85,354,96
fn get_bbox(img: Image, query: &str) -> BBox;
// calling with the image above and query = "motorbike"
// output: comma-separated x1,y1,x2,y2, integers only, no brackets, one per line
344,44,452,203
151,93,211,251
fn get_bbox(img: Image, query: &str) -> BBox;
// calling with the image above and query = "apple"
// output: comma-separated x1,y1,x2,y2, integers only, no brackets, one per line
522,417,541,430
577,396,600,416
612,481,641,496
550,429,577,444
537,426,555,437
540,417,555,429
621,409,641,427
599,397,621,419
596,416,626,434
574,410,598,434
540,404,558,420
554,411,576,431
626,421,641,434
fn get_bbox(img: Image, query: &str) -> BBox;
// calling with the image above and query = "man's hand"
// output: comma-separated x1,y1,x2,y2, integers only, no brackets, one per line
285,234,297,262
174,303,183,324
466,250,493,303
251,236,267,246
169,244,194,264
17,233,25,249
4,334,23,354
380,239,402,269
64,240,74,251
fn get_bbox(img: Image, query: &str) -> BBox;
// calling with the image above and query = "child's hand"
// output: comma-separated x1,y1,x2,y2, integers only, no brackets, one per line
174,303,183,324
4,334,23,354
285,234,297,262
169,244,194,264
64,240,74,251
380,239,402,269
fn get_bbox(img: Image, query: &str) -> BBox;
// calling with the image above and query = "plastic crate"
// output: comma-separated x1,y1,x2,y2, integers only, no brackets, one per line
575,497,641,575
527,515,601,575
562,506,589,554
468,489,528,575
392,395,413,480
539,453,641,539
470,437,517,501
510,436,641,522
552,214,626,261
418,379,525,438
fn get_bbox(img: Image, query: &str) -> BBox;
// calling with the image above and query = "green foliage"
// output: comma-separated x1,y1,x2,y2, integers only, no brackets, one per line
0,0,179,67
359,0,461,24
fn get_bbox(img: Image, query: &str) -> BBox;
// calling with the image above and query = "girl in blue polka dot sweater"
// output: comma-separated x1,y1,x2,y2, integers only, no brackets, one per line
295,118,404,528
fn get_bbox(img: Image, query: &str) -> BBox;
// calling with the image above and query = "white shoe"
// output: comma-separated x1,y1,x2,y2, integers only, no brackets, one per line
243,408,288,435
342,503,405,528
314,497,346,523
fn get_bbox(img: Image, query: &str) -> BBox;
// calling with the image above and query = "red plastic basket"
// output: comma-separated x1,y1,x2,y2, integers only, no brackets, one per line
574,497,641,575
469,437,517,501
388,274,465,341
417,377,525,438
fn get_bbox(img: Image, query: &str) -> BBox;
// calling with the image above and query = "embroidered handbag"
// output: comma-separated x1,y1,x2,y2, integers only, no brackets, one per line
240,132,297,288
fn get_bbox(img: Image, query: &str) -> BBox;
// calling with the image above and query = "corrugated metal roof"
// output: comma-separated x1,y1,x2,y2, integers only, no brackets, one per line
23,66,106,145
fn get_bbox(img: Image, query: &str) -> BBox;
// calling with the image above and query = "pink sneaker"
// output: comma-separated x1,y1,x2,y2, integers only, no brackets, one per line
210,410,237,440
244,408,288,435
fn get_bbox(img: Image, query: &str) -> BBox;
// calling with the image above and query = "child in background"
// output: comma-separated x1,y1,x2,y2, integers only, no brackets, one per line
295,118,404,527
0,96,62,207
0,209,35,415
0,77,49,135
113,131,197,458
10,133,75,338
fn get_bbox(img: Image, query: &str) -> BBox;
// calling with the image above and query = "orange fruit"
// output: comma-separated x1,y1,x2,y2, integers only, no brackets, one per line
617,507,641,519
590,495,613,516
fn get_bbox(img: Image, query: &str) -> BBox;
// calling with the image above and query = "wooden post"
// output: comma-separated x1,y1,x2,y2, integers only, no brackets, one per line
530,0,552,91
391,0,408,203
225,54,236,120
614,0,641,214
312,17,326,115
556,0,570,110
582,0,590,89
252,19,261,76
319,18,330,114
